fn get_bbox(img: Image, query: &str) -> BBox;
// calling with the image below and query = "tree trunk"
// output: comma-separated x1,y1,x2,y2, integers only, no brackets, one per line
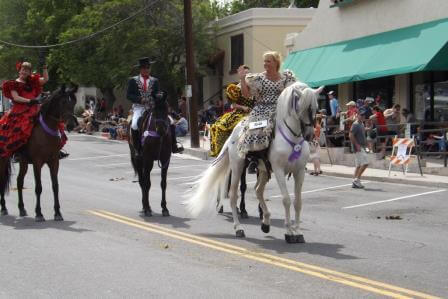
100,87,117,113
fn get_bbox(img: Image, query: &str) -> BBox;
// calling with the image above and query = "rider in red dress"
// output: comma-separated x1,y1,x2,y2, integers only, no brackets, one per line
0,61,67,159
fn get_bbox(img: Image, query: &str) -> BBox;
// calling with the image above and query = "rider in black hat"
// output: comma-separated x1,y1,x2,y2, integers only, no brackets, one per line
126,57,183,157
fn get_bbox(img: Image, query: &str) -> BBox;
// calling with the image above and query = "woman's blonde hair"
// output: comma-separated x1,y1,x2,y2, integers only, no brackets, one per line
20,62,32,71
263,51,282,71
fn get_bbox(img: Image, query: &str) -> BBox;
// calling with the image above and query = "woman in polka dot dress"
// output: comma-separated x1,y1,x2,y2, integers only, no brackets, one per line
237,51,296,173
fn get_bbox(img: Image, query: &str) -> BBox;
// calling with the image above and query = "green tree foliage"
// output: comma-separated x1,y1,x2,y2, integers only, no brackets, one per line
0,0,217,108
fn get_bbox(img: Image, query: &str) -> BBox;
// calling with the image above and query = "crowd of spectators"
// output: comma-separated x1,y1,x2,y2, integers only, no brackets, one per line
320,91,448,160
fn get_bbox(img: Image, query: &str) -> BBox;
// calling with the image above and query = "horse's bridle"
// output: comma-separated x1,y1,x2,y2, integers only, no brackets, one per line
41,91,76,123
286,93,314,138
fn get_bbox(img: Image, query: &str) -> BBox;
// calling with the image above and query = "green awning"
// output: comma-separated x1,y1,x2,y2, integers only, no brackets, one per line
282,18,448,87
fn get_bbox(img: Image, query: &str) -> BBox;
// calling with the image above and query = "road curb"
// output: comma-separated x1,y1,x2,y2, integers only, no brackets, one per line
322,171,448,189
183,148,210,160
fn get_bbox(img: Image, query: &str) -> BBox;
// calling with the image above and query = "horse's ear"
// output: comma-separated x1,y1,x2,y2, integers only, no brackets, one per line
60,84,66,93
289,89,302,116
314,86,325,95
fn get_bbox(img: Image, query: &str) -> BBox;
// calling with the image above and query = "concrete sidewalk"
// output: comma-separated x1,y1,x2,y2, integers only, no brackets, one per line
177,135,448,188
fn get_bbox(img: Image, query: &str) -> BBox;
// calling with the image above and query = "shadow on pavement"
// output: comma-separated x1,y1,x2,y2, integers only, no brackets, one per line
200,232,359,260
0,215,91,233
139,214,192,229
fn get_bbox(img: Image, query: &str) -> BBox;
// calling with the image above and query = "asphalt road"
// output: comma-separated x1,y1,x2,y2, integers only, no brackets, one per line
0,133,447,298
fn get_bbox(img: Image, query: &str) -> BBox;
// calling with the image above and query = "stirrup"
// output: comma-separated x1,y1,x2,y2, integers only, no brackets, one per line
59,150,70,160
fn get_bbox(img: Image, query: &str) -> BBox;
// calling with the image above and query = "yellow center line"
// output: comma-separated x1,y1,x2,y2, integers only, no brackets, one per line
88,210,440,299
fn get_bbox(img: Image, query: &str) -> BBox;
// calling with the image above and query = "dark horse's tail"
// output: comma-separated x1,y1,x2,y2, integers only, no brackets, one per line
0,157,12,195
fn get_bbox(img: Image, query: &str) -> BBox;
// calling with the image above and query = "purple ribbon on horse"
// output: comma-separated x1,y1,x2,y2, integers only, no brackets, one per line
277,123,305,163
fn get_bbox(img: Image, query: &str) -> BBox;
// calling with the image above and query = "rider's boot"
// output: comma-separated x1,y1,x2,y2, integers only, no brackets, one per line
170,125,184,154
59,150,69,159
131,129,142,159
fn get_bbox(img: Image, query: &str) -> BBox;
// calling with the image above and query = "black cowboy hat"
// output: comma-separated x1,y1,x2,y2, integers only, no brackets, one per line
135,57,156,68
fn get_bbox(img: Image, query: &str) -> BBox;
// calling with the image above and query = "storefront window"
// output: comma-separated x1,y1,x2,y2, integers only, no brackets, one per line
433,72,448,122
413,71,448,121
413,86,430,121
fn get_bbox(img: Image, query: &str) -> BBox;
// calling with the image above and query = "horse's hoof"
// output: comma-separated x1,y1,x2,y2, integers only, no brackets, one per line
295,235,305,243
261,223,270,233
240,211,249,219
19,209,27,217
285,234,295,243
140,210,152,217
162,210,170,217
235,229,245,238
35,215,45,222
285,234,305,243
218,206,223,214
54,214,64,221
1,209,8,216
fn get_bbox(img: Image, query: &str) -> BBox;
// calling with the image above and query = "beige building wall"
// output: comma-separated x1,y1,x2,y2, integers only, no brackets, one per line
205,8,314,106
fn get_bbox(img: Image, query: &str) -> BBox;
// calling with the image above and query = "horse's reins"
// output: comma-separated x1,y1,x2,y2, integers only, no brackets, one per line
277,91,314,163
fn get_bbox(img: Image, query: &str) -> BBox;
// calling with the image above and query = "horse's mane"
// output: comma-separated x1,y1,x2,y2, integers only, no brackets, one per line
39,89,61,117
153,90,169,119
276,81,316,121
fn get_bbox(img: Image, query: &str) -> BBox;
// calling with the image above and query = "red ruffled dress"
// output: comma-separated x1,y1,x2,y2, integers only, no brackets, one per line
0,75,66,158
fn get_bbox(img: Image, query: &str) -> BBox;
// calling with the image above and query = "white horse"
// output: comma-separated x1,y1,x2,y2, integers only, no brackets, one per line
185,81,322,243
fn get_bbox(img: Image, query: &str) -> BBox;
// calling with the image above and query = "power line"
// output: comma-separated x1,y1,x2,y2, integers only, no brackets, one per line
0,0,162,49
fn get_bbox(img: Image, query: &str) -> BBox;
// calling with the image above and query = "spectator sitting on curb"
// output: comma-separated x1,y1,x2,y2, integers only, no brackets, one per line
349,110,369,189
117,118,129,140
172,113,188,137
79,104,94,134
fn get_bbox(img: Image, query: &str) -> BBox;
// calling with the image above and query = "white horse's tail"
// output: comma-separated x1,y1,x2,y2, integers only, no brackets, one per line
184,141,231,217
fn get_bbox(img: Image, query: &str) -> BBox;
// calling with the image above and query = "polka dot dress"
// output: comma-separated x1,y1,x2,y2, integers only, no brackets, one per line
237,70,295,157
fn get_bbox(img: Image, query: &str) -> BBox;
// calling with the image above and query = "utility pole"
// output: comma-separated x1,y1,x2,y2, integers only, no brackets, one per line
184,0,199,148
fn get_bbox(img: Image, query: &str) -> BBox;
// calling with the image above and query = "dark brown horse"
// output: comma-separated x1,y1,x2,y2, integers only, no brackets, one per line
129,91,171,217
0,86,77,221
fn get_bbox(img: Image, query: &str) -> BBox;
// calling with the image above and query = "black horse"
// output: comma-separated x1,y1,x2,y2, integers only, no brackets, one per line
129,92,171,217
218,168,249,218
218,167,266,220
0,86,77,221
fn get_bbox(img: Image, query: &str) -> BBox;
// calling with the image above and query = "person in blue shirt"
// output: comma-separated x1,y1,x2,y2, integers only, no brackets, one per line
328,90,339,118
173,113,188,137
